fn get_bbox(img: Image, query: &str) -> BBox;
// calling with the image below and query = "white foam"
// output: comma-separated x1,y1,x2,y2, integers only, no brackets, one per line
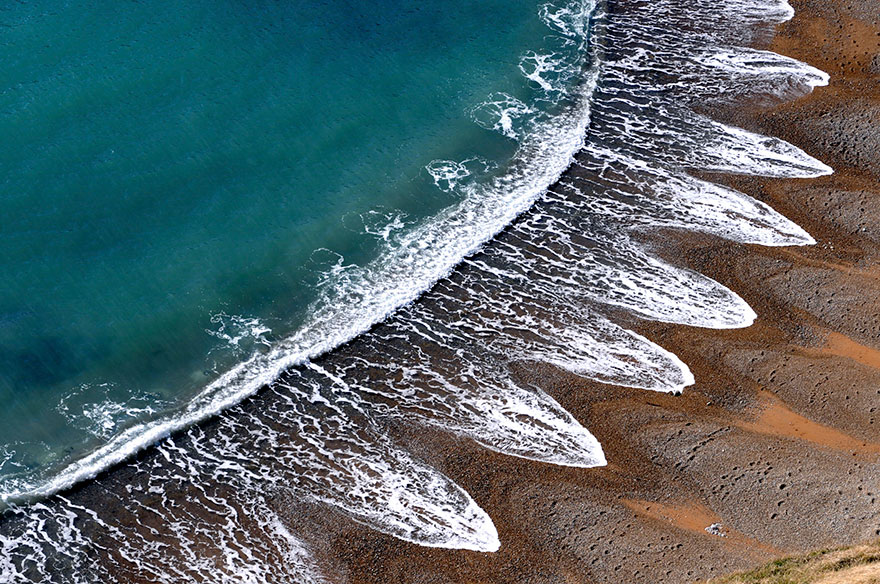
56,383,171,440
206,313,272,350
699,119,833,177
471,93,535,140
351,207,412,242
696,47,829,89
334,314,609,466
1,0,601,509
1,379,500,582
566,148,816,246
425,158,495,193
578,246,758,328
266,365,502,552
438,257,697,392
0,465,331,584
539,0,592,37
520,51,568,93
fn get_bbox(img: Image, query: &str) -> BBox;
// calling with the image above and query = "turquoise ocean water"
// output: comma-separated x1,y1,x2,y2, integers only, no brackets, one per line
0,1,576,495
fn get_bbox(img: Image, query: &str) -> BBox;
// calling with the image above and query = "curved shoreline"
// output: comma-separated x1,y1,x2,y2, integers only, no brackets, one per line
0,0,602,508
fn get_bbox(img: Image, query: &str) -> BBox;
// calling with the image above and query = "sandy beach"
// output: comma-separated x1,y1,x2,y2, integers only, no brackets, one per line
287,1,880,581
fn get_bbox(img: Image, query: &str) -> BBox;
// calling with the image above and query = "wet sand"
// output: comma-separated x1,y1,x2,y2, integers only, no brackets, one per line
296,0,880,581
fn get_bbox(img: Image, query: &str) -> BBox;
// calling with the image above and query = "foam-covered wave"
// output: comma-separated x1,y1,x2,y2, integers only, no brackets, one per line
563,149,816,246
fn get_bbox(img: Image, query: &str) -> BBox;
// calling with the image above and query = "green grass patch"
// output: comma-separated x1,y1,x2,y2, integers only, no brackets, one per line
708,540,880,584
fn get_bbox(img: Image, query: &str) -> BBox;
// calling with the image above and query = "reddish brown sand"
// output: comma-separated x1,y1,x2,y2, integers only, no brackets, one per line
284,1,880,582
